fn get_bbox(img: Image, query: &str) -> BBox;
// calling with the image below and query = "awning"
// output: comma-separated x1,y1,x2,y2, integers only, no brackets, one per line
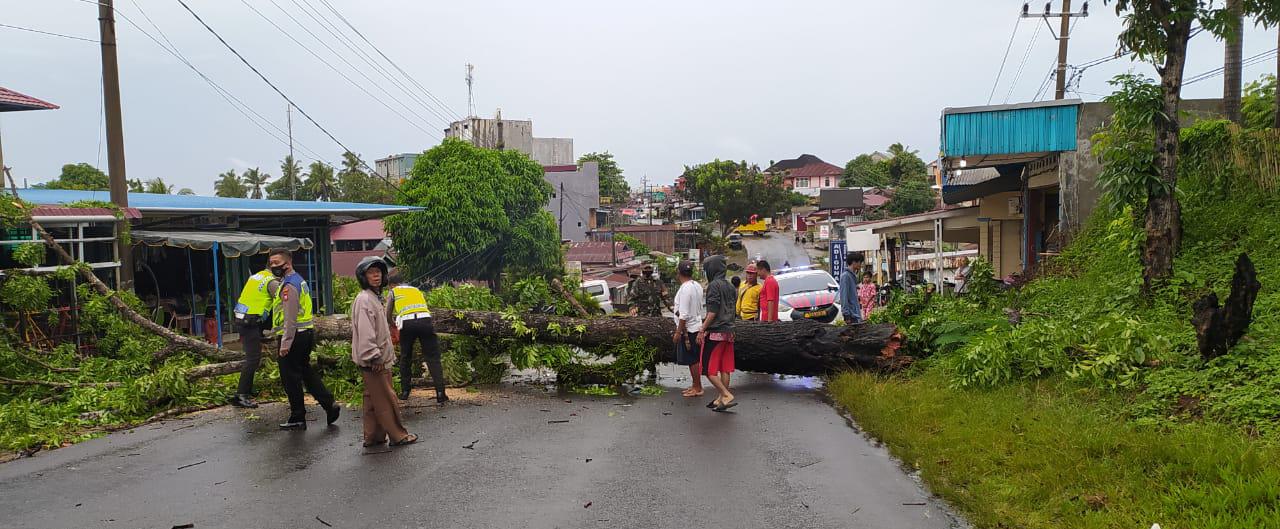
132,230,314,258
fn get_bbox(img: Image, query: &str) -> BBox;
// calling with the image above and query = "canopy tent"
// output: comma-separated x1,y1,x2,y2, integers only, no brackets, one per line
132,230,313,258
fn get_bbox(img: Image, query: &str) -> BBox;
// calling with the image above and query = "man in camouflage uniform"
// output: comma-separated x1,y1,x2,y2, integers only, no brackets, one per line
628,264,667,317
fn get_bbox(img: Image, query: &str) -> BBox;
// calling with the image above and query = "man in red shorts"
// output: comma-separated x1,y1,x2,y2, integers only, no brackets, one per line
697,255,738,411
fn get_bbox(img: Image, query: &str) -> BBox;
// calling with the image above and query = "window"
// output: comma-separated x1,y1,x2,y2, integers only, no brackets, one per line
335,240,363,252
796,177,811,188
824,177,831,187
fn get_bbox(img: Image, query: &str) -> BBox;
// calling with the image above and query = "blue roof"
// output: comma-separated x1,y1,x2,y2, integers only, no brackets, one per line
13,189,420,217
942,99,1080,158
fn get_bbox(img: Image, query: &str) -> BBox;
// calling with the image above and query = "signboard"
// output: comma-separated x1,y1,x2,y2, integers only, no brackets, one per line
830,239,847,280
819,224,831,240
844,229,879,252
687,248,701,263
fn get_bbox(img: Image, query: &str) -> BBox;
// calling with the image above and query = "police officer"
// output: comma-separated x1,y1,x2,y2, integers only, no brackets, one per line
228,266,275,408
269,249,340,430
385,271,448,403
627,264,666,317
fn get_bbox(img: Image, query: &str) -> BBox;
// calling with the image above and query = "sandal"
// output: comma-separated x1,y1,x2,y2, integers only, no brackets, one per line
707,399,720,409
715,401,738,412
363,438,387,448
390,433,418,446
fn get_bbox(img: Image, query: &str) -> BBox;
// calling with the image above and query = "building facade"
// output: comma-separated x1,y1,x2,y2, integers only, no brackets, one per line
374,153,419,182
544,162,600,241
445,115,574,166
766,154,844,197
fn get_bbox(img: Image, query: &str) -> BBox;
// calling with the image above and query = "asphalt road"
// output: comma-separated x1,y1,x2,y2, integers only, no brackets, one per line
743,232,815,269
0,373,965,529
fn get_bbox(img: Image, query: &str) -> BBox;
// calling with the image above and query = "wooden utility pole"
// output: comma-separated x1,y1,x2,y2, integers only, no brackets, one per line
98,0,133,289
1054,0,1072,99
1224,0,1244,123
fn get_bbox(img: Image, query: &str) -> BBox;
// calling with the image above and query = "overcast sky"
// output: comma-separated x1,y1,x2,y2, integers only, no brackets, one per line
1,1,1276,194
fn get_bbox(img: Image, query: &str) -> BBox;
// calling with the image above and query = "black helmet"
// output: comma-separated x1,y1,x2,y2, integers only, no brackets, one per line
354,256,389,290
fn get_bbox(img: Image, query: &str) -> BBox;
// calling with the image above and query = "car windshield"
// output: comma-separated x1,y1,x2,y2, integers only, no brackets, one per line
776,273,835,296
583,284,606,296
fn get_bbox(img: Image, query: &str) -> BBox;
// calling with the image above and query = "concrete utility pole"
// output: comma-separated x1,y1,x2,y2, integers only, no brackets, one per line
287,103,296,199
558,181,565,240
98,0,133,289
1022,1,1088,100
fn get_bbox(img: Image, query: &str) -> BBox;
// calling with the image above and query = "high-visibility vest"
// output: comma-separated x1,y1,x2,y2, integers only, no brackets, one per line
388,285,431,318
271,273,314,335
234,269,275,318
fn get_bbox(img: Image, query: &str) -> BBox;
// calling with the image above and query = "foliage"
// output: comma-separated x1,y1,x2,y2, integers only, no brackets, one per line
303,161,336,202
213,169,248,198
831,370,1280,529
384,139,561,285
840,153,891,188
337,151,396,204
143,178,173,195
578,151,630,205
614,233,650,256
34,163,109,190
1091,74,1165,212
1106,1,1236,65
13,242,44,267
881,143,929,185
242,167,270,200
679,160,793,236
883,177,937,217
332,275,360,315
0,275,54,313
1241,74,1276,130
266,155,305,200
127,179,144,193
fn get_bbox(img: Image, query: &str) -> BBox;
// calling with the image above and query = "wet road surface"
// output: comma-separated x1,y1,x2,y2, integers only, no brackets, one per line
743,232,815,269
0,371,964,529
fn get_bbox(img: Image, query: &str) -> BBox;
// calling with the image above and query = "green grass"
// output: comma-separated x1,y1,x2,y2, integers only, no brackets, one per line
828,370,1280,529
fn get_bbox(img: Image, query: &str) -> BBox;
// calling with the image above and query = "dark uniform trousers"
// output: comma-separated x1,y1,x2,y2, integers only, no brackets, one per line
399,317,445,396
235,317,265,395
275,329,335,421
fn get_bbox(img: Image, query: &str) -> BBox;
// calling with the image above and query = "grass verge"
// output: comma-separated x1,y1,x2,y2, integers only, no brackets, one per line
828,370,1280,529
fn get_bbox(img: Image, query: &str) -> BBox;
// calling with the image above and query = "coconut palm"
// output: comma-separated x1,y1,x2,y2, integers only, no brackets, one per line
243,168,270,199
304,162,337,201
144,177,173,194
214,169,248,198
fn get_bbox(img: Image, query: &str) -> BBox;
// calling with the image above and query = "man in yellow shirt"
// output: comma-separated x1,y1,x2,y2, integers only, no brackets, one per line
736,262,762,321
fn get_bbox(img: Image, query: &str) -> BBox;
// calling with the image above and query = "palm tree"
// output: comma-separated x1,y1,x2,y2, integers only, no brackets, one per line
304,161,337,201
177,188,196,196
127,178,144,193
279,155,303,200
214,169,248,198
243,168,270,199
144,177,173,194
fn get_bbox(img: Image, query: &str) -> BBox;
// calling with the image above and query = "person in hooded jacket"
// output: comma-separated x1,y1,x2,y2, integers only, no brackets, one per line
697,254,739,412
351,257,416,447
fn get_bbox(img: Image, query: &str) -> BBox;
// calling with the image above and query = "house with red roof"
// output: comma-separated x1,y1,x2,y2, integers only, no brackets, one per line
765,154,843,196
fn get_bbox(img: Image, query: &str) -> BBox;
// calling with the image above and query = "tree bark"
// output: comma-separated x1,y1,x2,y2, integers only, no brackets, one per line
315,310,906,375
5,173,239,362
1145,19,1192,292
1224,0,1244,124
1275,28,1280,129
1191,253,1261,361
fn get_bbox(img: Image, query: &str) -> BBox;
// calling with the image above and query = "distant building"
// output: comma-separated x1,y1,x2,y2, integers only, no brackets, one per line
544,162,600,241
374,153,419,182
445,114,574,165
766,154,843,197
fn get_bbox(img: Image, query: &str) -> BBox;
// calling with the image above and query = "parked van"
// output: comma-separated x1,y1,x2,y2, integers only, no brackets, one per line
579,279,615,314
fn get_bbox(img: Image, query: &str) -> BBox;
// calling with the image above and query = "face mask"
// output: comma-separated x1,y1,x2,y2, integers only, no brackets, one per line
270,265,286,278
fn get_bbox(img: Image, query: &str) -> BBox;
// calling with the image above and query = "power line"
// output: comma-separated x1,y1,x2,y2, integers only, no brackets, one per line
237,0,440,137
0,22,99,43
1004,22,1043,103
988,18,1023,105
313,0,461,122
1185,48,1277,85
1032,59,1059,101
173,0,406,198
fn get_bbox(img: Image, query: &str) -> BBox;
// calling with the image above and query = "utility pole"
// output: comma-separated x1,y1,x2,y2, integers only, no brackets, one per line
610,211,617,266
98,0,133,289
1022,1,1089,100
558,181,565,240
287,103,296,199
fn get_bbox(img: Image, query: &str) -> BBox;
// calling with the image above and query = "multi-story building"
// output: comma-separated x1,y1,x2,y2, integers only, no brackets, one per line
374,153,419,182
444,114,574,166
766,154,844,197
544,162,600,241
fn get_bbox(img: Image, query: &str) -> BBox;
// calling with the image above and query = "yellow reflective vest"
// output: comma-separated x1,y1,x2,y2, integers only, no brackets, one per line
271,273,314,335
388,285,431,318
234,269,275,318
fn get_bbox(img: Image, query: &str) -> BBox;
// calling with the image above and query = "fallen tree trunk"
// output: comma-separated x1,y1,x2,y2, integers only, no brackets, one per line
314,310,907,375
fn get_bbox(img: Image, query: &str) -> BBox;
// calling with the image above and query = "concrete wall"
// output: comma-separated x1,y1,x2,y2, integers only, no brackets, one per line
374,153,418,181
544,162,600,241
532,138,575,166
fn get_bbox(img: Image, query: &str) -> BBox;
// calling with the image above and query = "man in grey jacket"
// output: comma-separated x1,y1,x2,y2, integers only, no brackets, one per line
697,255,739,411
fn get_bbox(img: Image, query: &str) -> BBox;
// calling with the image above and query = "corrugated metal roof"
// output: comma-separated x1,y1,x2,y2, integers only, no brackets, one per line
943,103,1079,157
566,241,633,264
30,206,141,219
944,167,1002,186
0,87,59,112
13,189,421,217
766,154,823,173
786,161,843,178
330,219,386,240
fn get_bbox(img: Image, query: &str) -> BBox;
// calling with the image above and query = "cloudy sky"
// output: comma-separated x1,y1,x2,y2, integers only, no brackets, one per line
1,1,1275,193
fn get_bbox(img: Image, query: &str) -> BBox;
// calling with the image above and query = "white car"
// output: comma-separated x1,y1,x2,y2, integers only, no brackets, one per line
773,269,842,323
579,279,615,314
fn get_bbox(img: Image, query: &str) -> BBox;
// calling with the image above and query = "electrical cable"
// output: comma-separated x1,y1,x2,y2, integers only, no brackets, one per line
0,22,99,43
1004,22,1043,103
988,18,1022,105
173,0,407,199
1185,48,1277,85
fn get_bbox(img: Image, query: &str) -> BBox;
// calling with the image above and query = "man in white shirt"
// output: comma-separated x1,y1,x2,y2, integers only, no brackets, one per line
672,260,705,398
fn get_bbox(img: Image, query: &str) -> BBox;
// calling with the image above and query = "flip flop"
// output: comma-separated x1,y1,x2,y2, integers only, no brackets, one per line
707,400,719,409
390,433,418,446
714,402,739,412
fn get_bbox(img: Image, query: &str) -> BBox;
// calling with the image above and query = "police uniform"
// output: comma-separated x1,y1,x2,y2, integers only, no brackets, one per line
386,284,446,402
272,270,337,427
229,269,275,406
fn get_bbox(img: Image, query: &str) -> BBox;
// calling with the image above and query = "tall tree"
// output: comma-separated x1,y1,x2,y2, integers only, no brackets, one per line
176,188,196,196
267,155,304,200
1225,0,1244,123
578,151,629,205
126,178,144,193
336,151,396,204
36,163,109,190
1105,0,1248,286
1245,0,1280,127
143,177,173,194
841,153,891,188
1241,74,1276,129
884,178,938,217
883,143,929,185
383,139,560,287
303,162,337,201
680,160,796,237
242,168,270,199
213,169,248,198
